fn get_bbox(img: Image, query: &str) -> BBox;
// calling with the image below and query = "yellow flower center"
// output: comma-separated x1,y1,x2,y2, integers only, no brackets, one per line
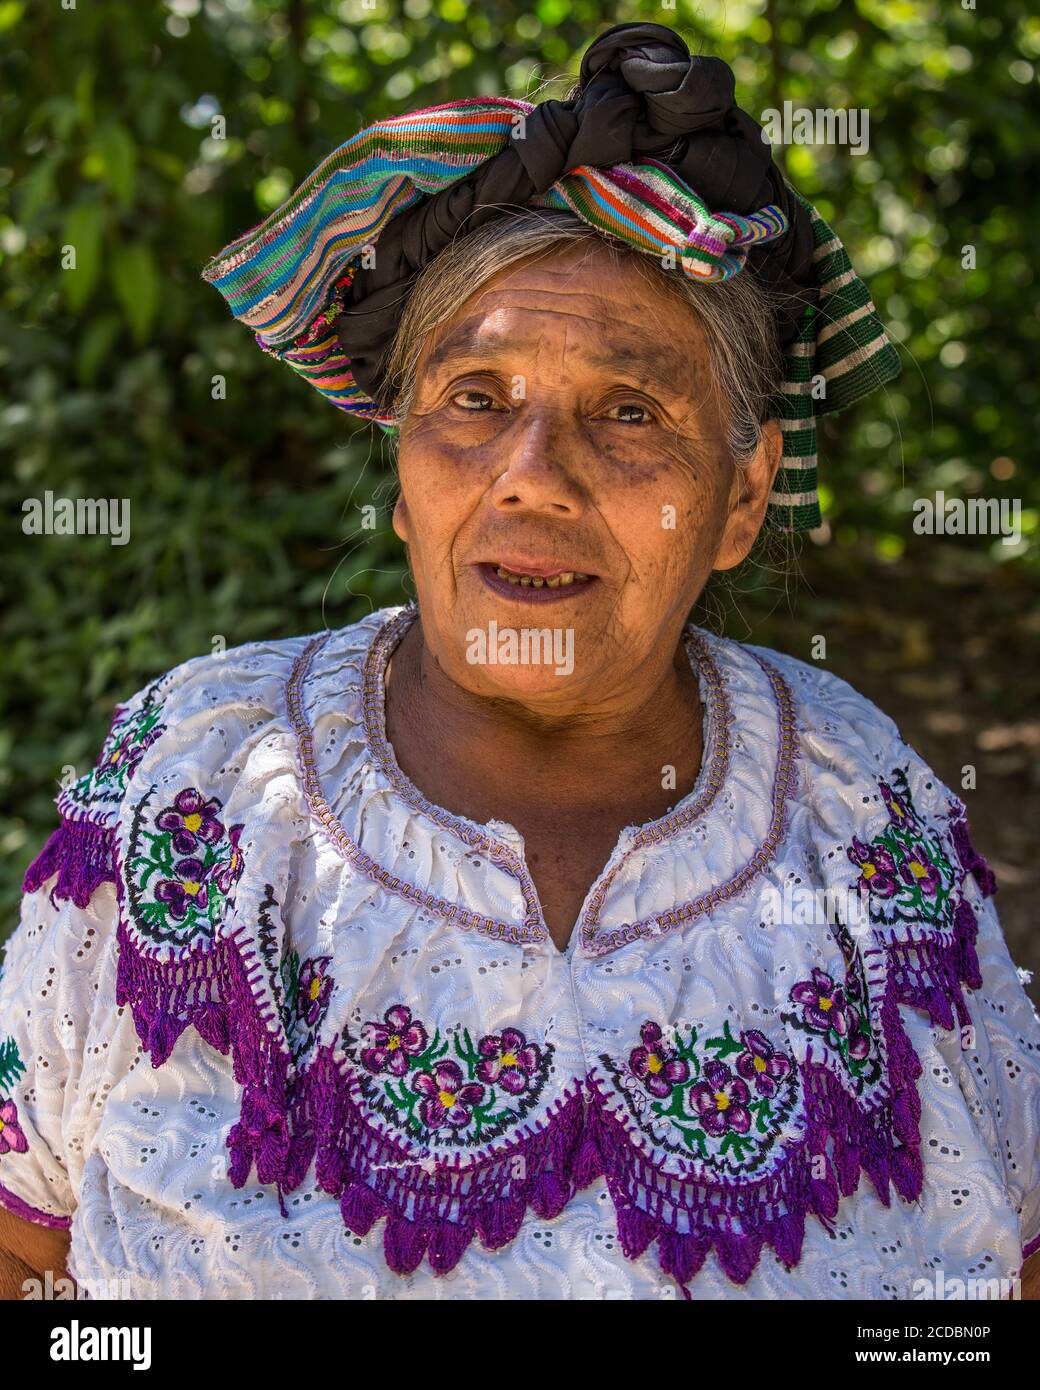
439,1091,456,1108
714,1091,730,1111
862,863,877,879
0,1119,5,1133
501,1052,518,1067
387,1035,401,1050
819,996,833,1010
183,880,200,896
309,977,322,1001
753,1055,767,1072
183,813,203,833
647,1053,664,1074
909,859,928,879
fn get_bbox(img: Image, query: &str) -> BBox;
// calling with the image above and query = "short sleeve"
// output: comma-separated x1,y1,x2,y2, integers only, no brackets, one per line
0,883,119,1229
943,876,1040,1259
0,677,164,1229
891,739,1040,1262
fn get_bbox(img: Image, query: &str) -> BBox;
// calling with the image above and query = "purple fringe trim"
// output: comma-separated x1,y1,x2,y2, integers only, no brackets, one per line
949,808,998,900
884,899,983,1031
292,1048,588,1276
583,979,924,1292
883,807,994,1031
113,916,308,1212
0,1181,72,1230
22,815,116,909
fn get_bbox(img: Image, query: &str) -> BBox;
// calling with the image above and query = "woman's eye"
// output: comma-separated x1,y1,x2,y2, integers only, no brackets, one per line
605,402,654,424
451,389,497,411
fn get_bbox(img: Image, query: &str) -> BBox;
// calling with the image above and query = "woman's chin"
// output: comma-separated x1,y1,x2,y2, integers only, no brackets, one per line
457,646,586,703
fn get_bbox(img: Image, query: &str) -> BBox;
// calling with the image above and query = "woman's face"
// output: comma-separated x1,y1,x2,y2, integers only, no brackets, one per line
393,241,781,710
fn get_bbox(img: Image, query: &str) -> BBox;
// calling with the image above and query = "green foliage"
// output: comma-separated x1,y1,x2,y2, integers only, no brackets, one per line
1,0,1038,937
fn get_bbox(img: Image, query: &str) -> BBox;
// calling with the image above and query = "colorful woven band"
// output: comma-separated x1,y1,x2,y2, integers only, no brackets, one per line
204,97,901,532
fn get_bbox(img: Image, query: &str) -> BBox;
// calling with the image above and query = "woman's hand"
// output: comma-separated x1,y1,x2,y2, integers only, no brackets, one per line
0,1207,73,1300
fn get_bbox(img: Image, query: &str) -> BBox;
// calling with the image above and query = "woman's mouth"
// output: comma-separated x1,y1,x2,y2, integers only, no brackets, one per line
476,562,598,603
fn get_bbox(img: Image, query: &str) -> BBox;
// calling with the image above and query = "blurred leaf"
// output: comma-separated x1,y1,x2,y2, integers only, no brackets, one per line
93,120,137,207
110,243,158,344
17,152,61,228
75,312,121,385
60,201,104,310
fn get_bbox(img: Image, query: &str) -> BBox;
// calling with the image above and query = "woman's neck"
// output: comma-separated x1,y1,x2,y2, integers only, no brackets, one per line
383,615,704,824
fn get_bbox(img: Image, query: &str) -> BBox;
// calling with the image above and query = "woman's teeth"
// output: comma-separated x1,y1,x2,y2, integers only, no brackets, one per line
494,566,590,588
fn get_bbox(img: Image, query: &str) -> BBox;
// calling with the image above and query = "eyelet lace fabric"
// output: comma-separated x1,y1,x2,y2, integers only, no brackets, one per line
3,606,1039,1300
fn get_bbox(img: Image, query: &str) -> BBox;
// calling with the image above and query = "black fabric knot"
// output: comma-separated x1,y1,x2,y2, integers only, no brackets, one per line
338,22,818,406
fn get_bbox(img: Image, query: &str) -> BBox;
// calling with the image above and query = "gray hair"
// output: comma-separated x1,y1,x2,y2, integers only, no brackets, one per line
380,206,787,475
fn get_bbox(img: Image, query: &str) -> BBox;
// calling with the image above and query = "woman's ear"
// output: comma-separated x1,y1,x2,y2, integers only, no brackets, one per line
392,492,410,544
712,418,784,572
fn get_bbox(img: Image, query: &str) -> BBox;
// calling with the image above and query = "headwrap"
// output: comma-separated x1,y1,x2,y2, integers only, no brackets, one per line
204,22,900,532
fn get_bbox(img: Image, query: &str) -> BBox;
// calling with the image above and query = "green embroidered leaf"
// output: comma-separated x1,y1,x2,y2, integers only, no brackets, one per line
677,1124,707,1159
0,1035,26,1093
453,1027,480,1077
749,1098,773,1135
719,1130,755,1162
704,1019,744,1059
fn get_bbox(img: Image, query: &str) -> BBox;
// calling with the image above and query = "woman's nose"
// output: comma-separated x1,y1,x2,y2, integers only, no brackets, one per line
488,408,588,518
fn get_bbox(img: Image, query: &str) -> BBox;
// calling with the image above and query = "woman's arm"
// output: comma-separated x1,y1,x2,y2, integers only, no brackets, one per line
0,1206,72,1300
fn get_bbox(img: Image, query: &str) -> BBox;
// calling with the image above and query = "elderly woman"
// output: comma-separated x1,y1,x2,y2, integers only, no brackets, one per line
2,24,1038,1302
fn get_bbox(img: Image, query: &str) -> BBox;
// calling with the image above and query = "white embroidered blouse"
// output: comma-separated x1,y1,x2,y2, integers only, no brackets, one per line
2,604,1039,1301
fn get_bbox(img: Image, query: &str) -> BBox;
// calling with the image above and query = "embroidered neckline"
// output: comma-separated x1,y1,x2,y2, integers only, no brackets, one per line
580,649,799,955
288,630,548,944
361,605,552,938
289,604,748,951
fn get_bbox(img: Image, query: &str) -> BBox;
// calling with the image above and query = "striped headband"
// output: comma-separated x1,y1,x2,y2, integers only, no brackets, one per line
204,34,900,532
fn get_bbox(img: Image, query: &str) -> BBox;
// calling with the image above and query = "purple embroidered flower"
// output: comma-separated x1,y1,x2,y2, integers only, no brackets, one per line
789,968,848,1036
107,731,136,773
155,857,210,921
899,841,941,896
629,1021,690,1099
411,1061,484,1130
360,1004,428,1076
844,1017,871,1061
107,721,159,775
157,789,225,857
0,1098,28,1156
212,824,245,896
689,1061,752,1137
847,837,899,898
297,956,333,1027
475,1028,541,1095
880,779,912,827
734,1030,793,1098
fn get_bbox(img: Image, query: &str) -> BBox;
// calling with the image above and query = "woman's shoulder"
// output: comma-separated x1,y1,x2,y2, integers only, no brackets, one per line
737,637,901,744
78,610,390,781
728,634,914,773
715,631,968,838
22,608,393,907
126,607,389,734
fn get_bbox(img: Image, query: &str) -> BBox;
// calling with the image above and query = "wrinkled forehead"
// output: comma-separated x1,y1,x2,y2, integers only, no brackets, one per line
418,248,710,393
